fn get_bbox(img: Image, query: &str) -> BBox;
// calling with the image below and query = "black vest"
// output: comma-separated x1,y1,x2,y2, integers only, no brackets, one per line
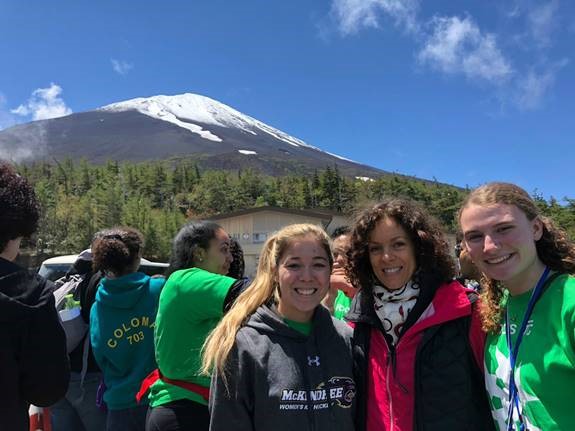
413,316,494,431
350,291,495,431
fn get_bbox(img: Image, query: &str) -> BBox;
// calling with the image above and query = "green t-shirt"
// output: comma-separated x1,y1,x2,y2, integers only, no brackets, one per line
283,317,313,336
333,290,352,321
484,274,575,431
148,267,236,407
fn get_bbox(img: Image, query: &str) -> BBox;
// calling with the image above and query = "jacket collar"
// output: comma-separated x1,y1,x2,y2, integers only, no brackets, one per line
346,280,473,335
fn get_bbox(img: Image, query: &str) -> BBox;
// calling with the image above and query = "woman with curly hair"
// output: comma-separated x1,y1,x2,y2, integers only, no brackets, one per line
346,198,493,431
90,227,164,431
459,182,575,431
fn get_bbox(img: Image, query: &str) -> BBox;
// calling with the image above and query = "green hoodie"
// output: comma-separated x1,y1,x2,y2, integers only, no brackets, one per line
90,272,164,410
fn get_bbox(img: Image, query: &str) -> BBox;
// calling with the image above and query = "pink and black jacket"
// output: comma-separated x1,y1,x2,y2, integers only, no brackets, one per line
347,275,495,431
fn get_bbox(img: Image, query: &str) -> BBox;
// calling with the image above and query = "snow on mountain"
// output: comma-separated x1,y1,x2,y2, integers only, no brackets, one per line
100,93,321,151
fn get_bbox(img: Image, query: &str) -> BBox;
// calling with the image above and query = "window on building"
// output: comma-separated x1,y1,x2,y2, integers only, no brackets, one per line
253,232,268,243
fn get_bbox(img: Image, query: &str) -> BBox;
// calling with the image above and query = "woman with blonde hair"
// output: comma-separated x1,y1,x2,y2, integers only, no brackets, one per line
459,182,575,430
202,223,356,431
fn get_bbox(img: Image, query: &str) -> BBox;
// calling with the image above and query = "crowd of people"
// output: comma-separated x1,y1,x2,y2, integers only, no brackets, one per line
1,158,574,431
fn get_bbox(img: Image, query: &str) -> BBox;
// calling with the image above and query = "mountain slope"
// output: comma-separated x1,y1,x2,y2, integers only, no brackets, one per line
0,93,384,177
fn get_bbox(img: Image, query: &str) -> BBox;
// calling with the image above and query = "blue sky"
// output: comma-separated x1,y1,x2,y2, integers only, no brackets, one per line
1,0,573,200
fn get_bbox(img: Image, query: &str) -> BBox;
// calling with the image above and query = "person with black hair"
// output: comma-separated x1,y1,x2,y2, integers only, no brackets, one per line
227,237,245,280
143,221,248,431
90,227,164,431
0,161,69,431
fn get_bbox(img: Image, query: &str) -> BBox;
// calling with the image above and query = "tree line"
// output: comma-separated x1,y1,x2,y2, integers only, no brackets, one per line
16,159,575,261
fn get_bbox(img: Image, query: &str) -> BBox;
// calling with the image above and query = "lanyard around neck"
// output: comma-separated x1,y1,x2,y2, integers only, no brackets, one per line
504,266,550,431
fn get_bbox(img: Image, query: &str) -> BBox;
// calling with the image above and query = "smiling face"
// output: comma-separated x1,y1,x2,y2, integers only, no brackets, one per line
196,228,233,275
332,234,350,270
368,217,417,290
460,203,544,294
276,234,331,322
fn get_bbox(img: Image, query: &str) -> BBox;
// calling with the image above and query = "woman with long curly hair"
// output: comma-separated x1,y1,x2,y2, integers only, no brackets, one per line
346,198,493,431
202,223,356,431
459,182,575,430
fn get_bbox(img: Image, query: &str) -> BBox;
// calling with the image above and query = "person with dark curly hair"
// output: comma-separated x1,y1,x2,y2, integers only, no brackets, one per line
346,198,494,431
0,161,69,431
90,227,164,431
322,226,355,320
227,237,245,280
459,182,575,430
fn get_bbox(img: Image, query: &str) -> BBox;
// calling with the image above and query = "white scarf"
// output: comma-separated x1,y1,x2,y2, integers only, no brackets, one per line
373,278,420,345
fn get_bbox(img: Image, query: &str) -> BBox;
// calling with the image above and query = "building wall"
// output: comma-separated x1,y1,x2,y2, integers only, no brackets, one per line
215,211,330,278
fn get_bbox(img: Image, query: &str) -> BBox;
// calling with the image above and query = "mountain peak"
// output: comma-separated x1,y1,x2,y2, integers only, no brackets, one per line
99,92,315,149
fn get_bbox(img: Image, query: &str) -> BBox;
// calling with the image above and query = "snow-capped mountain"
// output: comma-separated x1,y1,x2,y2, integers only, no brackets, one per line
0,92,382,177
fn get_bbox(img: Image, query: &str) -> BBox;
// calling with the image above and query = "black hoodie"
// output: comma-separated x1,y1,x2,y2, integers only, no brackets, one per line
0,257,70,431
209,304,356,431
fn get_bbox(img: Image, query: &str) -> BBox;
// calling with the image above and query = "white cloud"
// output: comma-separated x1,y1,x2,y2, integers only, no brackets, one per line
11,83,72,121
329,1,566,111
528,0,559,48
111,58,134,75
331,0,420,35
418,16,513,84
514,58,568,110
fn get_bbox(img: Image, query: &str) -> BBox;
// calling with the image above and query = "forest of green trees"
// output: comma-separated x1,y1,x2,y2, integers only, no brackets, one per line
17,159,575,262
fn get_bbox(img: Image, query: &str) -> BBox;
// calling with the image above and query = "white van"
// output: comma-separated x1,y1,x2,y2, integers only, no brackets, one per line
38,254,169,281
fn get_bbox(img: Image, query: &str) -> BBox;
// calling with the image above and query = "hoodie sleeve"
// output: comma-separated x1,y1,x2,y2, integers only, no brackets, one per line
20,284,70,406
209,332,255,431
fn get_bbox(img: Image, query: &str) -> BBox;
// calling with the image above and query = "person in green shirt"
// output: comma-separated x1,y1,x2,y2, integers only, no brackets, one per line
460,182,575,431
202,224,355,431
143,221,247,431
323,226,355,320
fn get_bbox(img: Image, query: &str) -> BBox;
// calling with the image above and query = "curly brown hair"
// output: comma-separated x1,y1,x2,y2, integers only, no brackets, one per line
346,198,456,295
92,227,144,277
0,161,40,253
458,182,575,333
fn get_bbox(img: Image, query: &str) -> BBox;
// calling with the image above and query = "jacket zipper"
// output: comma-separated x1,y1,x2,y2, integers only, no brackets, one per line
386,353,394,431
385,339,409,431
